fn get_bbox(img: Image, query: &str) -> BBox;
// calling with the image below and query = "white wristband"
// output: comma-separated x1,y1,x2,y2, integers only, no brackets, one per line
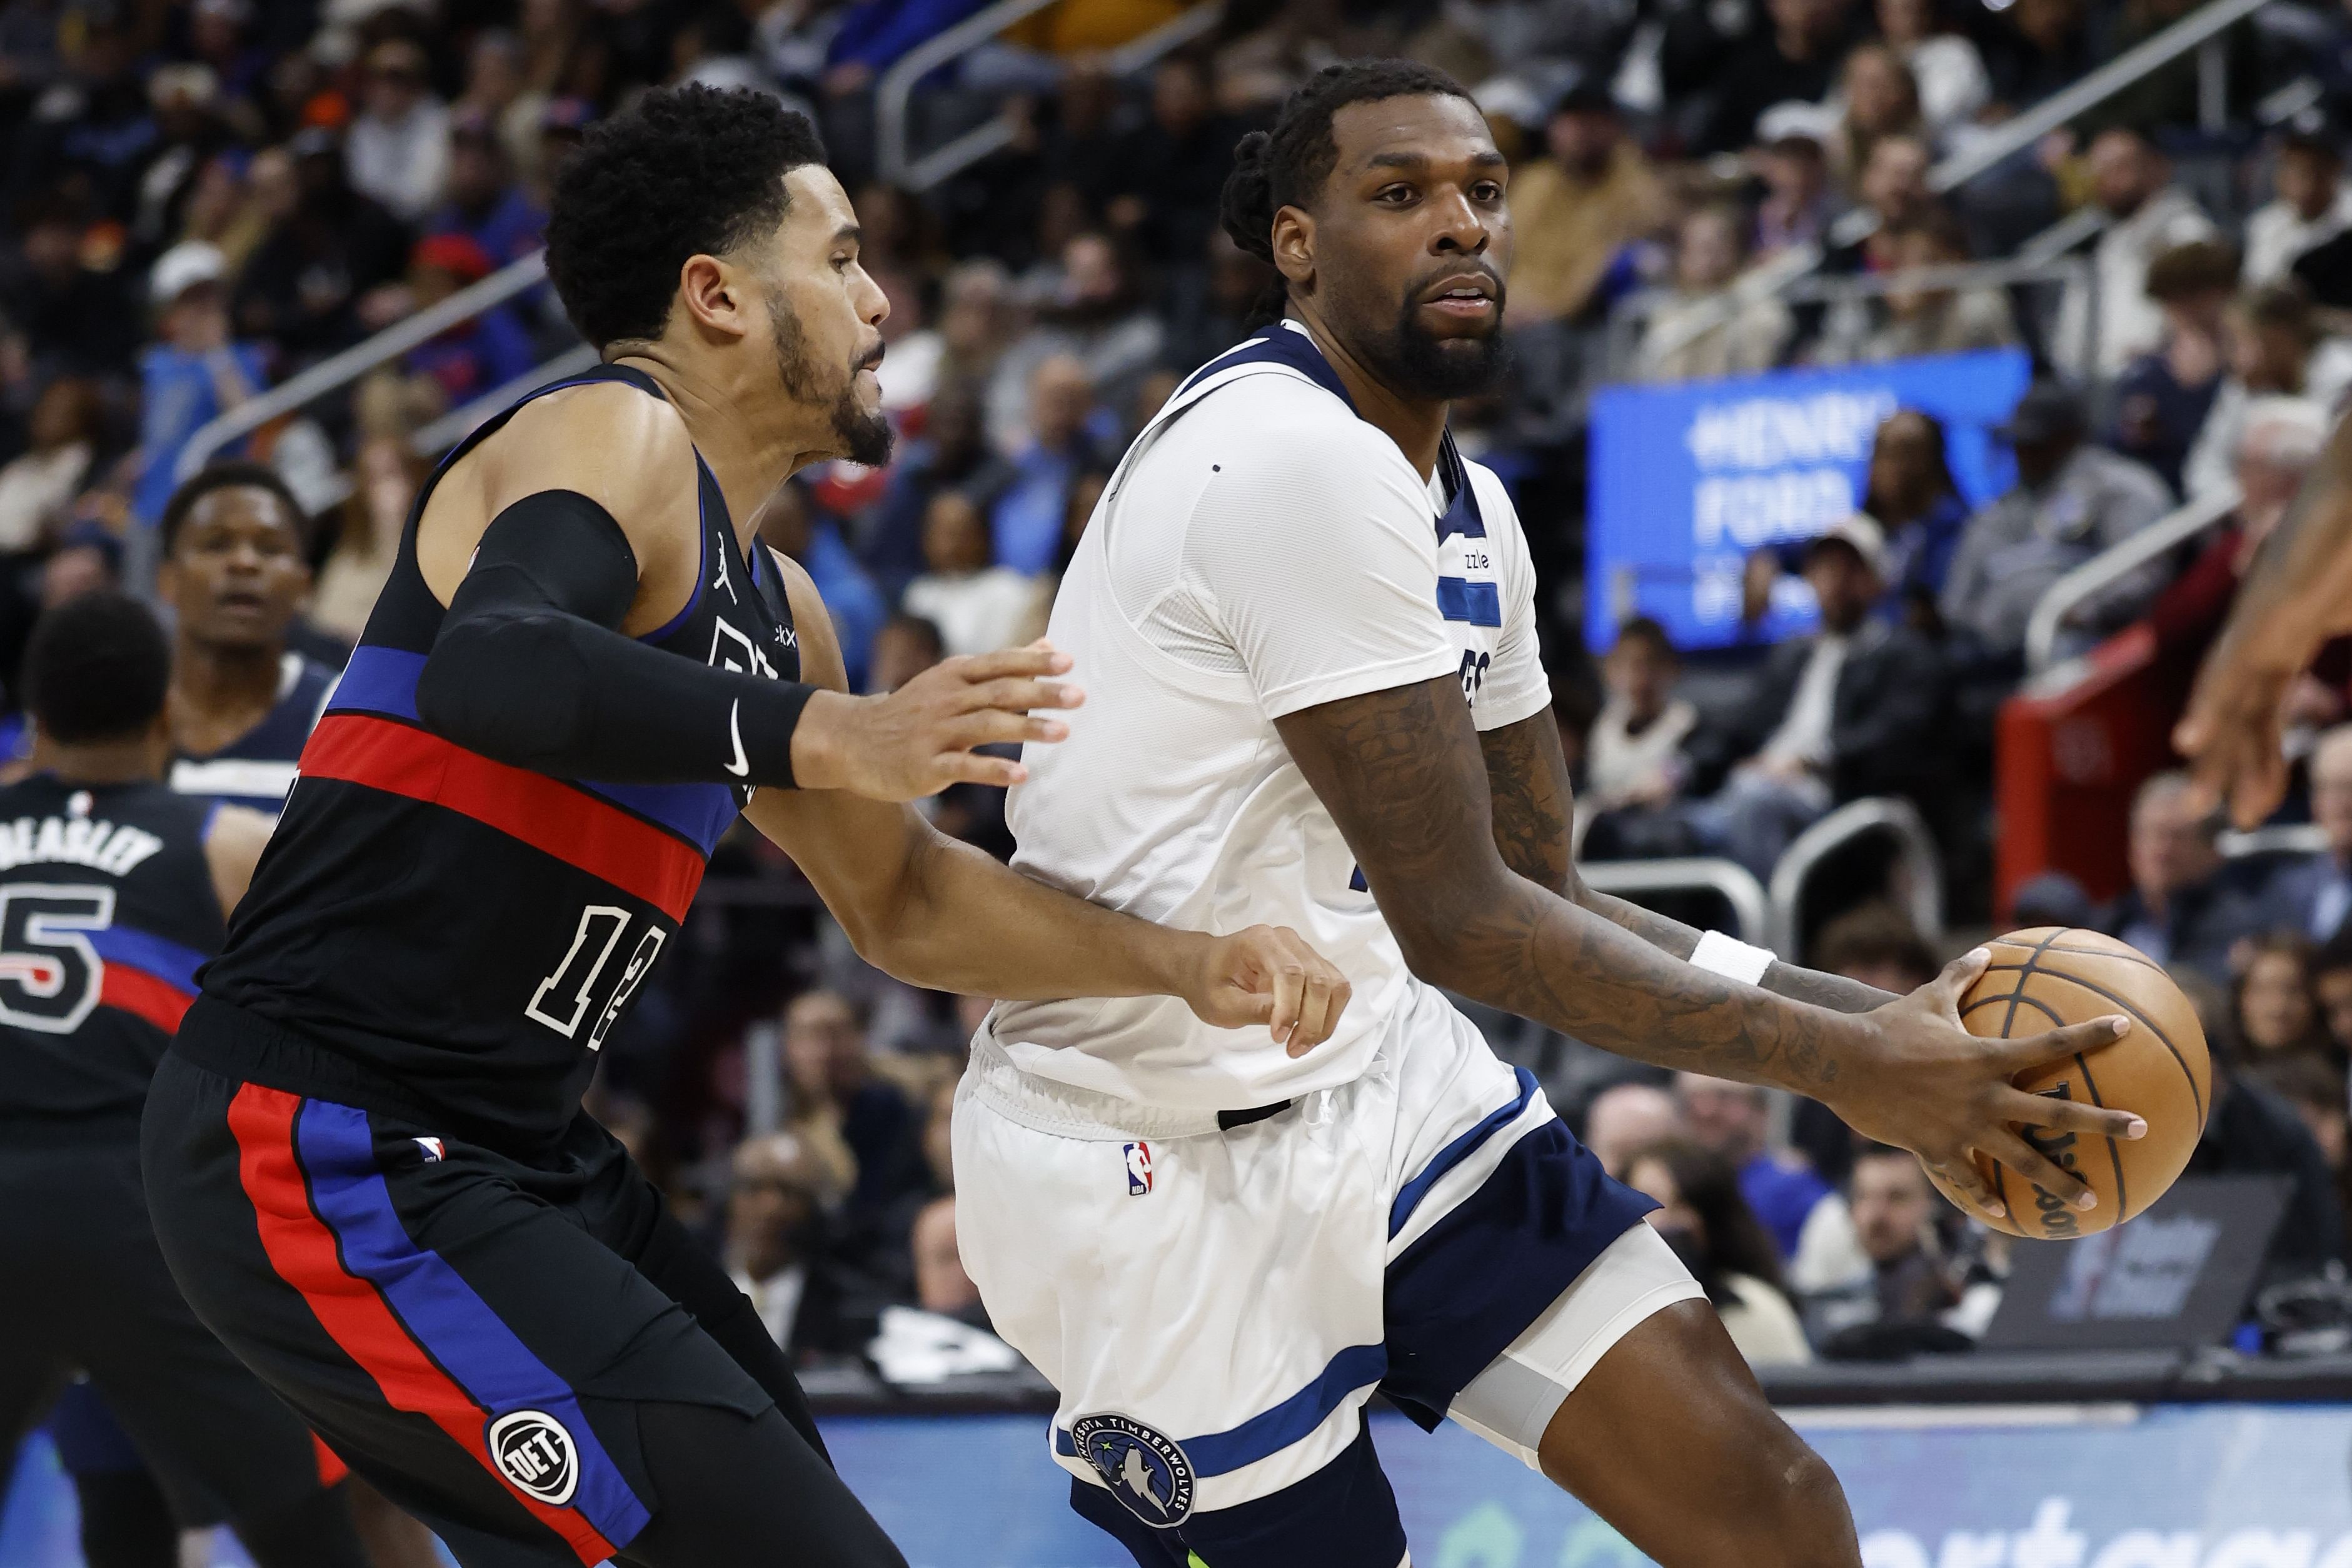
1691,930,1775,987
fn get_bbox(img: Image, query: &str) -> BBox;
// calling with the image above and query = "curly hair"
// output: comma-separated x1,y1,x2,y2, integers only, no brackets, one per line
23,590,170,745
1217,59,1474,330
546,84,828,349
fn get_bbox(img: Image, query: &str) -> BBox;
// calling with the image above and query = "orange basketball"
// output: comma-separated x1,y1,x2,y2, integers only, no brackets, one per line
1923,927,2211,1240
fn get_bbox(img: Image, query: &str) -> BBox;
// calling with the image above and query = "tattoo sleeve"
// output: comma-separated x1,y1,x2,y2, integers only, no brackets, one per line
1278,679,1863,1090
1477,711,1896,1018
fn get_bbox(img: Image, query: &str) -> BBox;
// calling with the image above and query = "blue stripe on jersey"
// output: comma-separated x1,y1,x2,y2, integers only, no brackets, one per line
1435,578,1501,627
89,925,206,993
329,646,736,855
1387,1065,1540,1239
1053,1342,1388,1480
293,1100,652,1549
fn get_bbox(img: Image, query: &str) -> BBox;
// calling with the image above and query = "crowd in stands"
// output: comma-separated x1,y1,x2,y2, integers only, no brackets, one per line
16,0,2352,1384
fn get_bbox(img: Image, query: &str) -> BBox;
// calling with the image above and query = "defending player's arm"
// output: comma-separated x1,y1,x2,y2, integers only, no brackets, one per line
744,555,1352,1053
409,383,1066,802
1277,676,2139,1217
1478,712,1895,1014
2176,410,2352,826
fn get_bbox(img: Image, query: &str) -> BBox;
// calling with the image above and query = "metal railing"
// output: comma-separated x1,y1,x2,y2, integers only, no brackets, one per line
174,250,553,485
2023,485,2241,675
1582,857,1772,949
877,0,1220,191
1766,797,1944,958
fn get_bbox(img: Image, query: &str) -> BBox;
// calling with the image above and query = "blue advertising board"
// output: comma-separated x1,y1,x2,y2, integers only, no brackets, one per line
9,1402,2352,1567
1586,349,2034,653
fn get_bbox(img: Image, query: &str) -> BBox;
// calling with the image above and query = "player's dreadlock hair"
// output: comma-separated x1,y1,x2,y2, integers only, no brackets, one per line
1218,60,1477,331
546,84,828,349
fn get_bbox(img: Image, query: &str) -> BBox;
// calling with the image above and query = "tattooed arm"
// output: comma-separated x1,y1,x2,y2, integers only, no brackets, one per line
1477,711,1895,1014
1276,676,2145,1217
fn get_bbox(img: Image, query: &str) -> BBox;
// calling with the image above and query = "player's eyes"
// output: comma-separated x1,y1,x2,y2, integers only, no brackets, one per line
1375,185,1415,204
1471,182,1504,203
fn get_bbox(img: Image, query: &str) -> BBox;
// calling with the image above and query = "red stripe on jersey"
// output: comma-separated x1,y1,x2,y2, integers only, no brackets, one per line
299,714,704,923
226,1084,618,1565
99,965,193,1032
312,1433,350,1489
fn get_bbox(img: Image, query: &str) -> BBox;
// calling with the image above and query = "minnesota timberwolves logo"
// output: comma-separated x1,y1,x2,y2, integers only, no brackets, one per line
488,1410,578,1506
1072,1413,1194,1527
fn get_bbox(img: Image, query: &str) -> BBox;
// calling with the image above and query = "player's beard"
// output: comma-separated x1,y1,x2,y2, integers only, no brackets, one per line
1365,272,1512,402
767,285,895,468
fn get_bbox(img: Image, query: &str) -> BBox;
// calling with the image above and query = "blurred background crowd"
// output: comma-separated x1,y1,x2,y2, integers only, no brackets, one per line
10,0,2352,1384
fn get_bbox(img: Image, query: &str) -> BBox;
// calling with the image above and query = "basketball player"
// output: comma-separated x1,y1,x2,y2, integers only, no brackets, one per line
2176,413,2352,827
0,591,370,1568
157,463,339,813
140,84,1346,1568
953,63,2146,1568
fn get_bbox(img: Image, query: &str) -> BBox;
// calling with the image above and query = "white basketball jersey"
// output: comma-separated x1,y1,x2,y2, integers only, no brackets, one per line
991,323,1552,1110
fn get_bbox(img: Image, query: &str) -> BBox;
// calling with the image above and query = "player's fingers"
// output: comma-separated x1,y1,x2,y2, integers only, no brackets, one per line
1994,1013,2129,1073
1925,947,1990,1015
1265,951,1305,1049
957,676,1085,715
945,644,1074,683
1992,1087,2146,1143
947,711,1070,750
932,750,1028,790
1985,1128,2097,1212
2230,741,2291,831
1926,1153,2005,1220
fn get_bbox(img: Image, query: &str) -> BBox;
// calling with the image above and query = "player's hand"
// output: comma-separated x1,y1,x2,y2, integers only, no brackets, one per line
1182,925,1353,1055
1821,949,2147,1219
2173,645,2296,830
792,642,1083,800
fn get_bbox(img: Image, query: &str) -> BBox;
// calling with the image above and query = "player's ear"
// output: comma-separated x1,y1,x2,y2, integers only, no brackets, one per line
675,253,750,344
1270,204,1315,291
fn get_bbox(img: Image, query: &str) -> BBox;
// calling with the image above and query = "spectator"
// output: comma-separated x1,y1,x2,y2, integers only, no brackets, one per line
1674,1072,1836,1260
911,1195,981,1319
2051,126,2219,378
399,233,537,408
1839,209,2017,363
154,463,337,813
1807,1144,1977,1353
0,378,100,553
1687,516,1942,878
425,114,548,268
1751,122,1834,260
1874,0,1989,141
345,38,451,224
1100,55,1236,262
933,259,1017,390
1582,1081,1683,1179
2248,119,2352,287
1827,44,1928,197
454,28,535,176
1634,206,1794,383
1624,1139,1813,1365
2101,770,2270,979
759,480,885,692
2317,932,2352,1058
1163,229,1279,372
1505,82,1665,326
781,988,927,1224
2263,725,2352,946
1940,381,2173,667
2176,970,2348,1279
990,353,1107,575
869,612,947,694
1859,408,1969,620
2106,239,2236,496
2236,932,2336,1068
1697,0,1866,155
1849,134,1936,242
1582,616,1697,818
233,130,413,361
1983,0,2095,115
870,270,944,418
0,194,140,376
902,490,1038,656
861,379,1012,601
2181,286,2352,501
176,148,276,276
723,1132,866,1362
988,233,1160,453
1794,903,1941,1184
132,241,265,530
2252,1051,2352,1257
312,434,424,645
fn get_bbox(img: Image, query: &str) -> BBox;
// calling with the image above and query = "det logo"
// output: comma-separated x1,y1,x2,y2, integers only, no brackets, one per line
488,1410,578,1507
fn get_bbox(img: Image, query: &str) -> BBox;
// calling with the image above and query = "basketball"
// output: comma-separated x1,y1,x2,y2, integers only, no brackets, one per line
1924,927,2212,1241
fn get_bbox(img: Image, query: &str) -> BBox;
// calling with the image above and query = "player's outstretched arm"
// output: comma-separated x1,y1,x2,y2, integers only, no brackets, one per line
1275,675,2146,1219
2176,412,2352,827
743,555,1352,1053
1477,711,1896,1015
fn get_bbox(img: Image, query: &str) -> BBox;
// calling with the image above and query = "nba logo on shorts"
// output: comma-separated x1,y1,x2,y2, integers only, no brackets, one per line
1072,1412,1194,1526
1124,1141,1152,1196
413,1137,445,1163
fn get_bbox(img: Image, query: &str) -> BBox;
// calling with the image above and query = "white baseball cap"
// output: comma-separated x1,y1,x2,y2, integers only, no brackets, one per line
1806,512,1890,579
149,239,227,307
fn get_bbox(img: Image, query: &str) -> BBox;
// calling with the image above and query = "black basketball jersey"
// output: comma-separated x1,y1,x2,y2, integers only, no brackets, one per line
196,364,800,1146
0,774,223,1134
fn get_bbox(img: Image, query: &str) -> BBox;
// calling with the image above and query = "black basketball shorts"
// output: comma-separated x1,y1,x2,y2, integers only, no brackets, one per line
140,1048,905,1568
